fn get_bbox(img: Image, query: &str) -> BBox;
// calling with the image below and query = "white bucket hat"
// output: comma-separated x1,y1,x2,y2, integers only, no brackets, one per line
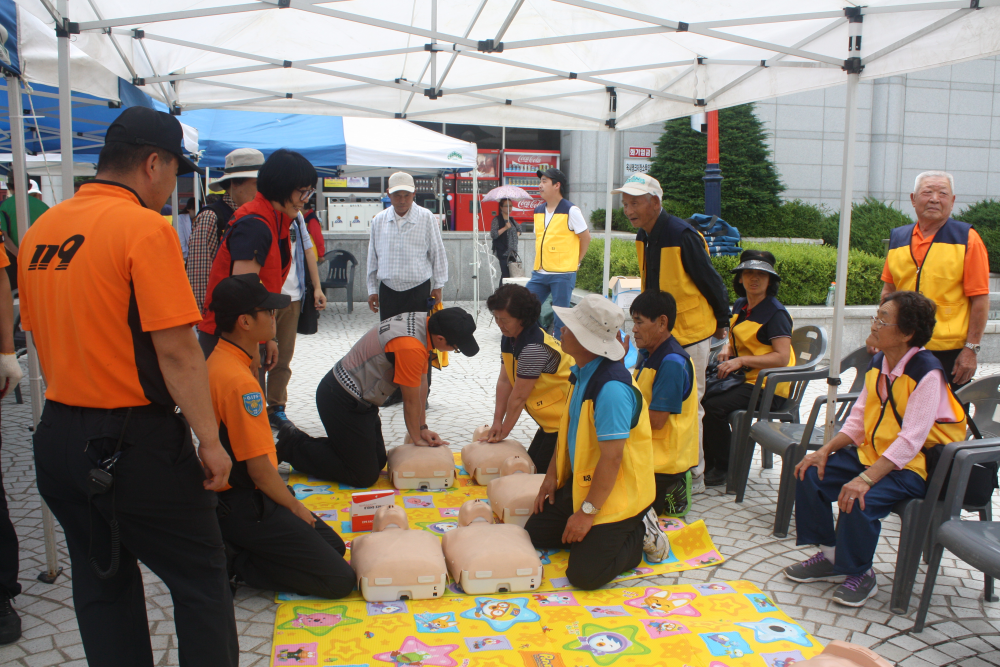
552,294,626,361
214,148,265,186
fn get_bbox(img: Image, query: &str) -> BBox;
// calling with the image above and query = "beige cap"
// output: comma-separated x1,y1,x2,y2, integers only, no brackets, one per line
214,148,265,185
387,171,415,194
611,172,663,199
552,294,625,361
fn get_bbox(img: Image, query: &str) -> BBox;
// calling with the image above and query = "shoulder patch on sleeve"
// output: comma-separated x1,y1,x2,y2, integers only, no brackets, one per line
242,391,264,417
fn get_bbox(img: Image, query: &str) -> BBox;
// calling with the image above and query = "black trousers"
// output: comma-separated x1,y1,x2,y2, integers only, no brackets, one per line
33,401,237,667
379,279,432,320
527,428,559,475
0,428,20,599
217,488,355,599
494,252,510,287
524,484,645,590
702,383,785,472
930,348,967,391
278,372,387,487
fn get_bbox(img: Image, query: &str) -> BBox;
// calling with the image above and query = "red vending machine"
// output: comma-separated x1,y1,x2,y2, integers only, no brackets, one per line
502,149,560,230
452,149,500,232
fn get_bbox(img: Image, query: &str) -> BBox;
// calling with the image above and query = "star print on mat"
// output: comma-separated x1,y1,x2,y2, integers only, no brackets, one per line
735,617,814,647
372,635,459,667
562,623,650,666
459,597,540,632
277,604,361,637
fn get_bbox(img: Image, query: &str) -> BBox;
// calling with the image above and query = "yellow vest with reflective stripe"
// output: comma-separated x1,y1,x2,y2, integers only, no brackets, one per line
859,350,966,480
636,214,717,346
554,359,655,526
885,219,972,351
533,198,580,273
729,297,795,399
501,327,574,434
632,336,699,475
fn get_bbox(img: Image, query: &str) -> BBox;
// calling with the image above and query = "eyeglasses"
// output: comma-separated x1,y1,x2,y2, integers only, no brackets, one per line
871,315,898,330
295,187,315,202
252,308,276,317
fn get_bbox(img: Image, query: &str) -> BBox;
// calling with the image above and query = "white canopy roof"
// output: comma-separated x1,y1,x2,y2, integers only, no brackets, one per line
20,0,1000,131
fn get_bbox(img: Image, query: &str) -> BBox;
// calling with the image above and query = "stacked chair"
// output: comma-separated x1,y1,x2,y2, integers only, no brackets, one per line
686,214,741,257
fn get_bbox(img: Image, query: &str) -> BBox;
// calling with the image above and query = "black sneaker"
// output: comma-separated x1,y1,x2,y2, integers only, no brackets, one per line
832,569,877,607
704,468,727,487
662,472,691,518
0,590,21,645
783,552,845,583
268,409,291,429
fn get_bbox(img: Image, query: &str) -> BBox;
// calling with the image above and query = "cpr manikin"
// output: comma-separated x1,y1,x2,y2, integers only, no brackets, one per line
486,456,546,527
792,641,893,667
440,499,543,594
387,438,456,490
463,425,534,485
350,505,448,601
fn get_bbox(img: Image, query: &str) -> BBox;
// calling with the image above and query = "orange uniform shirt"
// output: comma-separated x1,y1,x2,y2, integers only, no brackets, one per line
207,338,278,492
881,223,990,297
384,329,433,388
17,182,202,408
0,231,9,269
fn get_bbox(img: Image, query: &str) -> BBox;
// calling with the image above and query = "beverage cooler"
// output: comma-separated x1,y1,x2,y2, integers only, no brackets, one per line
503,150,560,228
450,149,500,232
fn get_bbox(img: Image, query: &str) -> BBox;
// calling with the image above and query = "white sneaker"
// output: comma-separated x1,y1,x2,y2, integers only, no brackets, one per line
691,475,706,495
642,508,670,563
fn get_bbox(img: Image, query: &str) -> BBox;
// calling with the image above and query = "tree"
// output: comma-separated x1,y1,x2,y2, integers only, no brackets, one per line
649,104,785,235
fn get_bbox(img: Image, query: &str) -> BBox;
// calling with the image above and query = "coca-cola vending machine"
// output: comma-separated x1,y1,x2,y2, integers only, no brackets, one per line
502,150,560,230
450,149,499,231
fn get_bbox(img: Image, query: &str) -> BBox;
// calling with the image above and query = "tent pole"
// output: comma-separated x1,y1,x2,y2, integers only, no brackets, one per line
601,88,617,297
824,16,863,443
472,164,479,313
8,74,61,584
57,0,73,203
171,183,179,229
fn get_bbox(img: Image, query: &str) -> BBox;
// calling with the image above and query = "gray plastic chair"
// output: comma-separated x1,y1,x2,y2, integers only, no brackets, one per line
747,345,873,536
726,325,830,497
913,441,1000,632
707,336,727,366
889,375,1000,615
321,249,357,313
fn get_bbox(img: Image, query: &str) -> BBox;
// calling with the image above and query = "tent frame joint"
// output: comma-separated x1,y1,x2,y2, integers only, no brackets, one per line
423,88,442,99
842,56,863,74
844,6,862,19
283,60,292,68
827,377,842,386
394,112,406,118
971,0,981,8
132,76,145,86
676,21,689,32
695,98,706,107
55,19,79,38
132,29,144,39
477,39,503,53
169,105,181,115
278,0,291,8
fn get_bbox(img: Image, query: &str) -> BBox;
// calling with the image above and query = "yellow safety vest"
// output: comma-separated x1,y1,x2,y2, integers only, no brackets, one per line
632,336,699,475
885,219,972,351
554,358,655,526
729,296,795,399
533,198,580,273
501,327,574,434
636,211,717,346
859,349,966,480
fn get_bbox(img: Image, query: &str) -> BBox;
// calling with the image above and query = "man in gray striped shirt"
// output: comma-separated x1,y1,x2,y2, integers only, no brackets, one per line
366,172,448,319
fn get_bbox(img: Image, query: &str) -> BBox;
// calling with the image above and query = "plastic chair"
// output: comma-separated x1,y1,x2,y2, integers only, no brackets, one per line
748,345,873,536
707,336,727,365
321,249,357,313
913,441,1000,632
726,325,829,498
889,375,1000,615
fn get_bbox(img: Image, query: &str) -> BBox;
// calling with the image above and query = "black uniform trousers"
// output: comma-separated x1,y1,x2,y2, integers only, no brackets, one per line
33,401,237,667
524,484,645,591
278,372,387,488
930,348,968,392
0,428,20,599
702,383,785,472
217,488,355,599
527,428,559,476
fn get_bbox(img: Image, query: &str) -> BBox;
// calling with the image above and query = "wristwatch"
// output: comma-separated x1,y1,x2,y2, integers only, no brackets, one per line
965,342,981,355
581,500,600,515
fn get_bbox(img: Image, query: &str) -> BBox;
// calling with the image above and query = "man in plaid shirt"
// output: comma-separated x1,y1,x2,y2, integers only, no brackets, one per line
187,149,263,311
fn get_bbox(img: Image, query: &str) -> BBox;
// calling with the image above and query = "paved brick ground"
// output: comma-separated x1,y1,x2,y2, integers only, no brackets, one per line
2,301,1000,666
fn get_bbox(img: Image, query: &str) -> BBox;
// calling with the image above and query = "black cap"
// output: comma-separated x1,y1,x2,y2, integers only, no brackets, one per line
105,107,201,175
430,307,479,357
536,167,568,189
210,274,290,318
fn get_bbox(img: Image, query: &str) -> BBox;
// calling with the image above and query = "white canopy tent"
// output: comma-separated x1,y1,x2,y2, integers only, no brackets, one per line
14,0,1000,586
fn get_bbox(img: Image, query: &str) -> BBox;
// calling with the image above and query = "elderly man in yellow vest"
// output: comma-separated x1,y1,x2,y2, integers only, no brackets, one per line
525,295,669,590
613,173,730,494
525,168,591,341
881,171,990,389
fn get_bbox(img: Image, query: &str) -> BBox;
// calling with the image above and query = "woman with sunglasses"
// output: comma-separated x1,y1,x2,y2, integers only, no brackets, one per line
198,149,318,367
784,290,966,607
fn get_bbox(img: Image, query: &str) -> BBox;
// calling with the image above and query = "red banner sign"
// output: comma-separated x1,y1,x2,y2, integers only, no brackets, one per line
628,147,652,158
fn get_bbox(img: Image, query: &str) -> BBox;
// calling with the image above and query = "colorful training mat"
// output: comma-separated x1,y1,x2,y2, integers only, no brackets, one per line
270,580,821,666
282,453,723,601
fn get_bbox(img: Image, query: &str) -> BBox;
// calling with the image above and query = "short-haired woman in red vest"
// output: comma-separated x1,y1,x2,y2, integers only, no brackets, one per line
198,149,318,366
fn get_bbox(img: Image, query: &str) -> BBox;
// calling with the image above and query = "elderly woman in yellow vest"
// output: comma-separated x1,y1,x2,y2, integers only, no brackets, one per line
628,290,699,518
526,295,669,590
702,250,794,487
785,291,966,607
485,284,574,473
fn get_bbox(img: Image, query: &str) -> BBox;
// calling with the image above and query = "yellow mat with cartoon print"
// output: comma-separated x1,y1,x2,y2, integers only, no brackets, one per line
270,580,821,666
282,453,723,602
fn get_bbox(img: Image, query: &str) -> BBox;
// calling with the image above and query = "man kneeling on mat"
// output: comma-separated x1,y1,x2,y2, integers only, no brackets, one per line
526,295,670,590
207,274,355,598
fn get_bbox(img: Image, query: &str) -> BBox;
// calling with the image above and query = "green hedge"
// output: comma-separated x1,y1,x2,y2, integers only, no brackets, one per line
955,199,1000,273
589,199,698,234
577,238,883,306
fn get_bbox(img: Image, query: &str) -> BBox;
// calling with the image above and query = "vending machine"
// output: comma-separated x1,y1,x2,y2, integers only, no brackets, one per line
502,150,560,228
451,149,500,232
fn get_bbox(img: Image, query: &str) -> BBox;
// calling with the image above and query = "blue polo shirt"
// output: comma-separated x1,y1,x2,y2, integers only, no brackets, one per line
637,347,690,414
566,357,639,469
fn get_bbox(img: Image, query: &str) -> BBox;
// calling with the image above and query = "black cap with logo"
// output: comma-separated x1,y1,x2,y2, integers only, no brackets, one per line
429,307,479,357
210,274,290,318
105,107,201,175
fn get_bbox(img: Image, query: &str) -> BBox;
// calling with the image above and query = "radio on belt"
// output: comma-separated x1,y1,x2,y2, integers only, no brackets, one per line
350,489,396,532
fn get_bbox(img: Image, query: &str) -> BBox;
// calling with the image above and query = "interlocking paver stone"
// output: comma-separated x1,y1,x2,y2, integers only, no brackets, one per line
3,302,1000,665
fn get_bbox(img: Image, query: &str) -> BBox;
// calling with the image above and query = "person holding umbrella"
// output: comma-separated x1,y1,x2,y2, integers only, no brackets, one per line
490,198,522,287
